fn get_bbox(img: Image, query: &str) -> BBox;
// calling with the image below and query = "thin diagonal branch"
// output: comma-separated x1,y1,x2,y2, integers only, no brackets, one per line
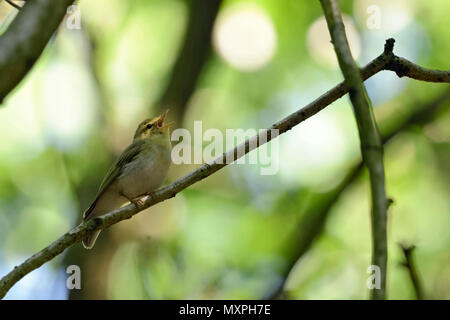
320,0,389,299
400,244,424,300
265,89,450,299
5,0,22,10
0,0,74,103
0,39,449,299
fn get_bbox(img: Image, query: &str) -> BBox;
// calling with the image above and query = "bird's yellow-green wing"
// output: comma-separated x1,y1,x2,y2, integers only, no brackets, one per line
83,139,146,220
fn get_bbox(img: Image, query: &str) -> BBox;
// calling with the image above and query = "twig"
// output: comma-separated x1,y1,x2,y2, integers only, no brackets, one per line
265,89,450,299
0,0,75,103
5,0,21,10
385,56,450,83
400,244,424,300
0,39,449,299
320,0,389,299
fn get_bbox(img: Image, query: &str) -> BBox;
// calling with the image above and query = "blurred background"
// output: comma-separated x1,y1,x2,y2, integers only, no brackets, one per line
0,0,449,299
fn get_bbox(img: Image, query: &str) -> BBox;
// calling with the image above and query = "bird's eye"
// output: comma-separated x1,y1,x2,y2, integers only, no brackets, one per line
146,123,153,130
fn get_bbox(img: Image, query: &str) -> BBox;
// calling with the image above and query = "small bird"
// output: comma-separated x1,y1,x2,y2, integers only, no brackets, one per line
82,110,173,249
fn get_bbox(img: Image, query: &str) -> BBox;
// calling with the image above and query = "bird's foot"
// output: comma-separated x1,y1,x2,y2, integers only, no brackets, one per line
143,191,156,198
130,197,145,209
125,192,156,209
121,192,145,209
133,191,157,208
134,191,156,199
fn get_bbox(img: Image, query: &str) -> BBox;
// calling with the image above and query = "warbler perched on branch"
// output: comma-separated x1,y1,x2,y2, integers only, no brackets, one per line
82,110,174,249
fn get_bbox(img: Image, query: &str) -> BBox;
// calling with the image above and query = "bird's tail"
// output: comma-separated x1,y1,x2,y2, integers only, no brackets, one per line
82,230,101,249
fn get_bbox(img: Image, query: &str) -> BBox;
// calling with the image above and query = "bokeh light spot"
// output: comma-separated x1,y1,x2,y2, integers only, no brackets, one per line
354,0,415,32
213,4,277,72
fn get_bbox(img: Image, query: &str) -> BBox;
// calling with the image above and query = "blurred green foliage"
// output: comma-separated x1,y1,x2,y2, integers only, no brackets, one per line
0,0,449,299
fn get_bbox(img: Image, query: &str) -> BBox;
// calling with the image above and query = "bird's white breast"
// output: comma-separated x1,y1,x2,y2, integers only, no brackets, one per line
117,144,171,199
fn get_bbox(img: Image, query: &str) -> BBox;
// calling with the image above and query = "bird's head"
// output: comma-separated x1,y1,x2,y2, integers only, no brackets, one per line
133,110,174,142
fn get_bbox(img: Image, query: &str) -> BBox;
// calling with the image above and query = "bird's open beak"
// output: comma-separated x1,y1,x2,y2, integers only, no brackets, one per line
162,121,175,130
157,110,175,130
